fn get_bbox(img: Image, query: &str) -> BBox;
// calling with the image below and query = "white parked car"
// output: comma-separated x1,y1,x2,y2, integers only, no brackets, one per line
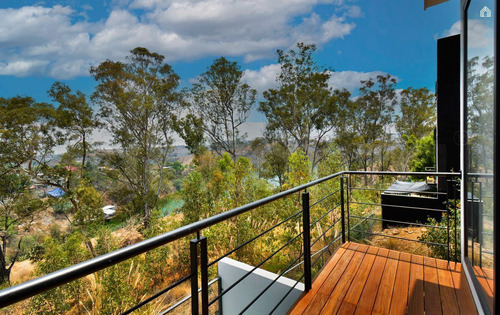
102,205,116,219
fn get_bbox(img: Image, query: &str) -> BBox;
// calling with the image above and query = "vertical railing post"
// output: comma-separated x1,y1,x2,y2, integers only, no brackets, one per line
478,180,483,267
453,179,458,262
346,176,351,242
302,191,312,292
446,179,451,262
199,237,208,315
190,239,199,315
471,179,476,265
217,277,223,315
340,177,346,243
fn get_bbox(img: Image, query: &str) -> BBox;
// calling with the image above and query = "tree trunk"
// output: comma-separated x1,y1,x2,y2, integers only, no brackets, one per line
0,246,10,285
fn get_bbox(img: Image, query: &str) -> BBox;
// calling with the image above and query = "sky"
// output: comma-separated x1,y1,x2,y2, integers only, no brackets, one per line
0,0,462,131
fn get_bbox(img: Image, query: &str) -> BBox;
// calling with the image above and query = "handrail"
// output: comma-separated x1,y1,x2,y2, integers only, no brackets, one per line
0,170,460,308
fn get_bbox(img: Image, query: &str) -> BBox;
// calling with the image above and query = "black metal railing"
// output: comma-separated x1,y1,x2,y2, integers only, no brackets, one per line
0,171,460,314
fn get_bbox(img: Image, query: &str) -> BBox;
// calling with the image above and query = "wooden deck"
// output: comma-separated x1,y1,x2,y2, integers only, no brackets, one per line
289,242,478,315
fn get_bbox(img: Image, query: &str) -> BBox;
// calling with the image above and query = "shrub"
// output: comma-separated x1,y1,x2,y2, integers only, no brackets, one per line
419,200,460,261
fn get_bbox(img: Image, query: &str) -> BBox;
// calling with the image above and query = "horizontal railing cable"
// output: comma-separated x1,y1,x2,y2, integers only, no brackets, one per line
350,229,447,247
238,252,305,314
310,188,341,208
121,273,192,315
349,215,447,229
310,204,341,227
284,232,342,276
0,171,346,307
311,219,341,247
269,273,305,315
208,210,302,268
208,232,303,307
349,213,375,232
350,201,448,213
311,234,343,268
159,277,220,315
349,186,447,196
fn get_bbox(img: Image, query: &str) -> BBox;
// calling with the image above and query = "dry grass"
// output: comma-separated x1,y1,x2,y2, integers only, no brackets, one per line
10,260,35,284
368,226,430,255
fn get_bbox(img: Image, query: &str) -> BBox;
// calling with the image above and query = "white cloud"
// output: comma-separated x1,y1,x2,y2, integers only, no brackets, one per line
442,19,493,49
0,60,49,76
0,0,361,78
443,20,461,37
243,65,396,96
243,64,281,95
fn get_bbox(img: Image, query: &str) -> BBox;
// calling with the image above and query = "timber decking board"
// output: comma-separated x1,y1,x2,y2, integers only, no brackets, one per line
435,259,460,314
407,255,424,315
448,262,480,315
289,242,478,315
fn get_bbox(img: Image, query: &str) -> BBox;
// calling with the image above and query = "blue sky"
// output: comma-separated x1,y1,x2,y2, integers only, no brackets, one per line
1,0,461,125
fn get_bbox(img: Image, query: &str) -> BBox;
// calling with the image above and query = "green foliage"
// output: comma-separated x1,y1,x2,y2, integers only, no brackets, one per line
286,149,311,187
419,201,461,261
355,74,398,172
0,170,47,284
91,47,181,226
410,133,436,172
467,55,494,173
185,57,256,161
29,232,91,314
259,43,343,168
394,87,436,171
260,142,290,187
72,181,105,226
173,114,206,155
316,145,342,178
49,81,102,178
396,87,436,141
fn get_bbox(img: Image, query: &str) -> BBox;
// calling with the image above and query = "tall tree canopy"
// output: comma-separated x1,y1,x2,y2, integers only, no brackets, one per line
259,43,342,168
184,57,256,161
394,87,436,171
91,47,181,226
354,74,398,172
49,82,102,178
396,87,436,141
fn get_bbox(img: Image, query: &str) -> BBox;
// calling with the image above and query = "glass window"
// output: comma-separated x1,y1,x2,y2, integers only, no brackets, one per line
465,0,495,312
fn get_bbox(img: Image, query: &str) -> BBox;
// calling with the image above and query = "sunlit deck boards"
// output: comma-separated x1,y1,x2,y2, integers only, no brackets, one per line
289,242,477,315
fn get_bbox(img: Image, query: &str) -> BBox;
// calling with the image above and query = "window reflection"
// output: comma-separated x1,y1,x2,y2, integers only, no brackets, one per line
466,0,495,312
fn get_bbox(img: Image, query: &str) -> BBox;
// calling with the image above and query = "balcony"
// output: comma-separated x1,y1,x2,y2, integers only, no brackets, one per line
0,171,471,314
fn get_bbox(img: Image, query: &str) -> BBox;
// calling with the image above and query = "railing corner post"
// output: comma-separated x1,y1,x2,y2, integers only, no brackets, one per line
200,237,209,315
302,191,312,292
190,238,199,315
340,177,346,244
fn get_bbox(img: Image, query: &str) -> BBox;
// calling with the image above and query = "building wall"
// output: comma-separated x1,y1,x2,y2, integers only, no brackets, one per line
218,257,304,314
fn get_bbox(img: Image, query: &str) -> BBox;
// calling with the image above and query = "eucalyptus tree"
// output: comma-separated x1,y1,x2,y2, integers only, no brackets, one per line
184,57,256,162
0,97,58,283
467,55,494,172
259,43,342,169
394,87,436,171
355,74,398,172
1,95,104,257
334,96,363,170
0,171,48,285
49,82,102,178
91,47,181,226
